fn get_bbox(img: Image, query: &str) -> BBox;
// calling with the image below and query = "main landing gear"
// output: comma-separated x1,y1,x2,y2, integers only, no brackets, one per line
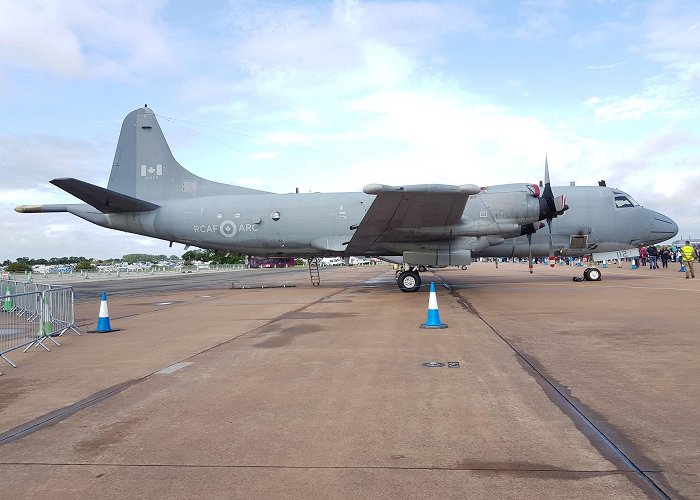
396,267,422,292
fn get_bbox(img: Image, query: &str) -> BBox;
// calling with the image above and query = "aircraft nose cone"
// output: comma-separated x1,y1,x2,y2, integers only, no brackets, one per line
649,211,678,242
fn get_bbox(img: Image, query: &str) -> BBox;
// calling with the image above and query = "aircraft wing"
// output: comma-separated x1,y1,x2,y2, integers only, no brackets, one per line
51,178,160,213
345,183,481,254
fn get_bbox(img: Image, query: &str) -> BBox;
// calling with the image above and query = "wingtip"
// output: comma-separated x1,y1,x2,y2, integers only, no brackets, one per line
363,183,384,195
458,184,481,195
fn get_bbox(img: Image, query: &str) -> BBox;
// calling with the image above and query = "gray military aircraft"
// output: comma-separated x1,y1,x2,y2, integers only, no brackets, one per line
16,107,678,292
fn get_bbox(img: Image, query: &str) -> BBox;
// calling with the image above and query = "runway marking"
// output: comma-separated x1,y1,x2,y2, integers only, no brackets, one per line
157,362,193,374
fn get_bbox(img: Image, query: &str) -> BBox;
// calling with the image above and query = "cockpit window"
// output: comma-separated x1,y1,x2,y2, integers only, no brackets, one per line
614,195,637,208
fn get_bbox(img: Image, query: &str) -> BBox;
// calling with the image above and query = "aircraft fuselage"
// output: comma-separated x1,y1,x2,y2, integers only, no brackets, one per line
17,107,678,291
62,185,675,259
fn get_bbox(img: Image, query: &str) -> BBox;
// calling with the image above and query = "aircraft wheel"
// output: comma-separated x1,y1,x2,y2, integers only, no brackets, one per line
461,265,468,270
418,265,427,272
583,267,602,281
397,271,421,292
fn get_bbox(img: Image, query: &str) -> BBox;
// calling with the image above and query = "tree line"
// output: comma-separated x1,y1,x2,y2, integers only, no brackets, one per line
2,251,246,272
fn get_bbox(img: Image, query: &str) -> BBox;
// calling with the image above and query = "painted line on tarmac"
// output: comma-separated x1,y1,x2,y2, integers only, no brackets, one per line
157,362,193,374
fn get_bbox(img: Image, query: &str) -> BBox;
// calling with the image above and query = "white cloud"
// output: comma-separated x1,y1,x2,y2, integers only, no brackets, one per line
515,0,567,39
585,83,693,122
585,61,626,71
2,0,700,258
0,133,109,191
644,0,700,83
576,1,700,126
0,0,174,79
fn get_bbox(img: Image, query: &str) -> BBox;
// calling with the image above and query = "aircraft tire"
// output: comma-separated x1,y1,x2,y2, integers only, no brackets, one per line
583,267,602,281
398,271,421,292
418,265,427,272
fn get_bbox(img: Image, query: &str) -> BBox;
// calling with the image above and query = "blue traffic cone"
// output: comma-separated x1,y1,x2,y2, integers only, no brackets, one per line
602,260,607,268
420,282,447,329
680,262,686,273
631,259,637,270
91,292,119,333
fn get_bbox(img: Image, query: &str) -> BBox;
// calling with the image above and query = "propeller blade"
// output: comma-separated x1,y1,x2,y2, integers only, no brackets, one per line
553,194,566,213
542,157,564,268
527,233,533,274
540,157,570,217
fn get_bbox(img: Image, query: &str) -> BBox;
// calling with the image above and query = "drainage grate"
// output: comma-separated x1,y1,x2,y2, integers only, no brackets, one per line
232,283,297,289
422,361,460,368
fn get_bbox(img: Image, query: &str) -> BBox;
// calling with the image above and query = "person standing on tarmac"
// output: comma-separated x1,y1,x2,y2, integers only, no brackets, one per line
647,245,659,269
680,241,697,279
640,246,648,266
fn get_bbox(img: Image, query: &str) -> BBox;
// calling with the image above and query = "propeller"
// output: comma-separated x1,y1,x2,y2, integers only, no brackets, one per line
519,158,568,275
521,222,544,274
539,157,569,267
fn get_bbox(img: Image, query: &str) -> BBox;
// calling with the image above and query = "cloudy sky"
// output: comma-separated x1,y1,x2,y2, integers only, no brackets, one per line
1,0,699,261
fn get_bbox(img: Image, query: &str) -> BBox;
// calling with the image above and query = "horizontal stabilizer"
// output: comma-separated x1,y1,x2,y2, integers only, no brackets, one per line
51,178,160,213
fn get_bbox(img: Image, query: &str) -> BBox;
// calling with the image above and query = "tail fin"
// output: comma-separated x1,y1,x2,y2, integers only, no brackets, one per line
108,107,268,201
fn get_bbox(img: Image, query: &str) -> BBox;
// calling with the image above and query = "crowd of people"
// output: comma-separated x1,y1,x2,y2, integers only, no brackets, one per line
639,241,698,278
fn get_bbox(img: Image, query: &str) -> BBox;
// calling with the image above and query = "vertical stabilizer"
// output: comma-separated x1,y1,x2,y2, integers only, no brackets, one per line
107,107,268,201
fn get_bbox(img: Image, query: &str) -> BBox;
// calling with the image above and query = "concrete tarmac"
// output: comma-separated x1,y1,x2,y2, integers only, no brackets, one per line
0,262,697,499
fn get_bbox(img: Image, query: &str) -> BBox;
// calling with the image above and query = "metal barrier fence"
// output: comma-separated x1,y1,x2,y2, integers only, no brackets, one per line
1,280,81,373
2,279,53,295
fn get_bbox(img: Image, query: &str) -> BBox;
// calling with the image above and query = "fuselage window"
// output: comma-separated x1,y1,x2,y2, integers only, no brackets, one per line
614,195,635,208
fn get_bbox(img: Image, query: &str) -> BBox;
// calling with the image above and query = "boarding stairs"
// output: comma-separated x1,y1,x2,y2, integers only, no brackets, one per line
308,258,321,286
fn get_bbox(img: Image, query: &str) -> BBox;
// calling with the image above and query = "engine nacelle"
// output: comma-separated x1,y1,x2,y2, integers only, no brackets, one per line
462,184,542,229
